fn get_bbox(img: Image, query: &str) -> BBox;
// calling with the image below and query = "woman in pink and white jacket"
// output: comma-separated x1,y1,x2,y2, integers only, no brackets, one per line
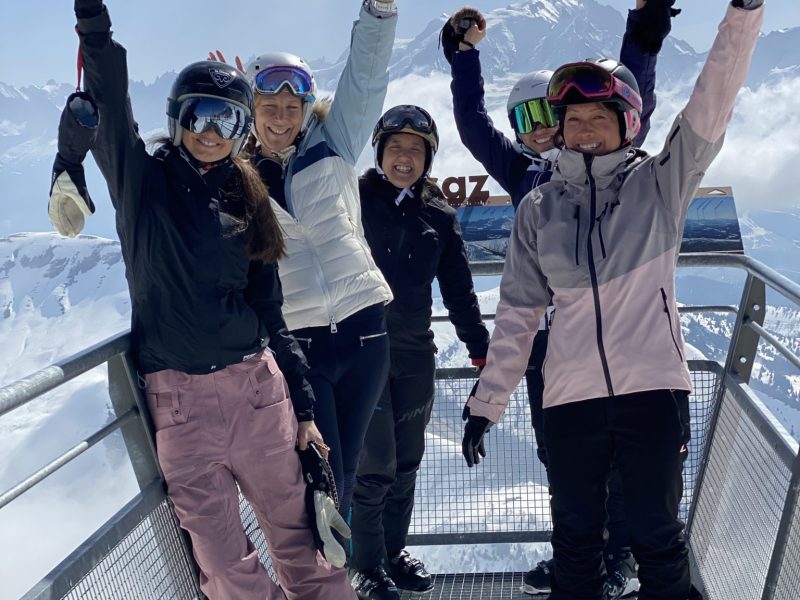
461,1,766,598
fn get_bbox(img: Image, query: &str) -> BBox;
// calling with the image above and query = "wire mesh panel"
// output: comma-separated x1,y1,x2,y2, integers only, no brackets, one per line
59,497,201,600
398,572,532,599
410,370,549,541
409,364,719,544
773,465,800,600
689,388,793,599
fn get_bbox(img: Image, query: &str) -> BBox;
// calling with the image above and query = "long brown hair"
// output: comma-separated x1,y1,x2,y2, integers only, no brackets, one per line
148,136,285,262
229,156,285,263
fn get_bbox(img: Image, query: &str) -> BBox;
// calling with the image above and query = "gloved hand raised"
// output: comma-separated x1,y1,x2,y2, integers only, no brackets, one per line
629,0,681,55
440,6,486,65
297,441,351,567
49,91,98,237
462,379,492,467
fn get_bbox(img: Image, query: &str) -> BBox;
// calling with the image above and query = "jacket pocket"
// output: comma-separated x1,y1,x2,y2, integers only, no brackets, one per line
359,331,388,347
248,352,290,409
145,387,190,432
660,288,684,363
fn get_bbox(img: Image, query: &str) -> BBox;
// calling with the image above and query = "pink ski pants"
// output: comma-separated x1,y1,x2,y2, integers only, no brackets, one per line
144,350,355,600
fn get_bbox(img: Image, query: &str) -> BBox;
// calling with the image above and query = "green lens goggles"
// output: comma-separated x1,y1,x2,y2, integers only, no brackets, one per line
511,98,558,134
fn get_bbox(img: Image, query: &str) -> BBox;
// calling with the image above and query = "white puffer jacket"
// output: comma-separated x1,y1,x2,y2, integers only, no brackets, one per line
255,6,395,331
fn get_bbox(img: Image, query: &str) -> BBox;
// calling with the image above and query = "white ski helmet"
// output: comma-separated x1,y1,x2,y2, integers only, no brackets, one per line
245,52,318,131
506,70,553,113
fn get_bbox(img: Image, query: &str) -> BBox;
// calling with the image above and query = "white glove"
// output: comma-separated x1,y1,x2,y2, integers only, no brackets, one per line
312,490,351,568
48,168,94,238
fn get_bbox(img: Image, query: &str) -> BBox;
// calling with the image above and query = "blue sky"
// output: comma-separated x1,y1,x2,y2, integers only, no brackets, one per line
2,0,797,87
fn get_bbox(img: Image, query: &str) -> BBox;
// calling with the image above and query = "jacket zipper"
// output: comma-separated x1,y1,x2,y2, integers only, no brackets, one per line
573,205,581,266
596,202,609,260
660,288,684,362
585,155,614,397
359,332,388,347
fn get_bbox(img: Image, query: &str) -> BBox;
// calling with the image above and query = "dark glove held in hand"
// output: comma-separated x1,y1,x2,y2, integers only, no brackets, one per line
629,0,681,54
462,406,492,467
74,0,104,19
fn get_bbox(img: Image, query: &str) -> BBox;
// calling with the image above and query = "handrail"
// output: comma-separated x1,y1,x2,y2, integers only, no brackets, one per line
0,331,131,419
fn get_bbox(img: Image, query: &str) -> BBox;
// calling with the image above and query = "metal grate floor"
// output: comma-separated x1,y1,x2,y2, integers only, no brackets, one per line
398,572,545,599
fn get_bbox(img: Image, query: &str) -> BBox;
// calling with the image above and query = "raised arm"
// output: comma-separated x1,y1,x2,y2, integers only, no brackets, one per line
437,206,490,363
324,0,397,164
466,193,549,423
74,0,148,225
448,10,530,197
619,0,683,146
652,0,764,217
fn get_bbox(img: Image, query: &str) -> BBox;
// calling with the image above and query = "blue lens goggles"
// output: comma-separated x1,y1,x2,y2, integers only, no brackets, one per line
253,66,315,100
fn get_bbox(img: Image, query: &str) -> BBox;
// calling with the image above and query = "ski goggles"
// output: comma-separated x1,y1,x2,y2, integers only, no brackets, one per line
547,62,642,113
177,97,252,140
375,105,439,151
253,66,315,99
510,98,558,134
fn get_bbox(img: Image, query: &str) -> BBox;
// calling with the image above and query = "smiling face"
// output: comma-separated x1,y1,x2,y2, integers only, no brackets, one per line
181,129,235,163
562,102,622,156
254,89,304,153
381,132,428,189
518,123,559,154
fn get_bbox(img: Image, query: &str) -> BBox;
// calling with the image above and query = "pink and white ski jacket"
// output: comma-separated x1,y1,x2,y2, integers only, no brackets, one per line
467,4,765,423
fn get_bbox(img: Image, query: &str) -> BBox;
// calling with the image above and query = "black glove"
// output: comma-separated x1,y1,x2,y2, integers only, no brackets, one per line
297,441,350,567
49,91,99,237
629,0,681,55
74,0,104,19
439,8,482,65
462,402,492,468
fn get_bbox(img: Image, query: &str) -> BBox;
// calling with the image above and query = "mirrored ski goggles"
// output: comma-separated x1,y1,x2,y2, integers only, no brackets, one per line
68,92,99,129
511,98,557,134
548,62,642,113
177,97,252,140
380,105,436,135
253,66,315,99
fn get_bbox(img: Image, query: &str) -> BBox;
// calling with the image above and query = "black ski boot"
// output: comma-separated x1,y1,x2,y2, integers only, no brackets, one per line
387,549,434,592
350,566,401,600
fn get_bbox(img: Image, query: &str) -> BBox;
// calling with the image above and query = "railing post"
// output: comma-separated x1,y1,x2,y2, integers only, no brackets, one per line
723,273,766,384
762,446,800,599
107,353,161,489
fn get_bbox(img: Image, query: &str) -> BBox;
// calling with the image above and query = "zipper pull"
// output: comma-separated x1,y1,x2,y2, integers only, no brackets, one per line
330,319,338,334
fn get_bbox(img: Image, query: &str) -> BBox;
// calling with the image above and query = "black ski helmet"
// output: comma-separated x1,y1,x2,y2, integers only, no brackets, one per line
166,61,254,156
372,105,439,177
547,58,642,144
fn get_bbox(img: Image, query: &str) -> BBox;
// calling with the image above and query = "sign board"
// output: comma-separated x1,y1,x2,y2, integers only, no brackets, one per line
435,177,744,260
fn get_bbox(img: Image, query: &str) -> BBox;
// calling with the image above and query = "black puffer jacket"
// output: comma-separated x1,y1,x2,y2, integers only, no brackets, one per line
359,169,489,358
77,4,314,420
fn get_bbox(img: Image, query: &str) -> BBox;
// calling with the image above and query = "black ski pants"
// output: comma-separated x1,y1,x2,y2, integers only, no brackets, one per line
527,330,631,569
544,389,691,600
349,349,436,570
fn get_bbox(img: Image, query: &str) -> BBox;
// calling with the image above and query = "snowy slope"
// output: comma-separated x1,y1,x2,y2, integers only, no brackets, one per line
0,233,136,600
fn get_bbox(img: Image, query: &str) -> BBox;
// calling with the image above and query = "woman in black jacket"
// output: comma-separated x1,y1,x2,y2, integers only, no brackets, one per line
68,1,356,598
349,105,490,600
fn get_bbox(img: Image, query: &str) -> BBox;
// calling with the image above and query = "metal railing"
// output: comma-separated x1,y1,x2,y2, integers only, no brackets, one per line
1,253,799,599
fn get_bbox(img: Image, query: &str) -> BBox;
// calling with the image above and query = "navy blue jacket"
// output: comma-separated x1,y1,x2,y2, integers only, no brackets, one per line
77,6,315,420
359,170,490,358
450,9,658,208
